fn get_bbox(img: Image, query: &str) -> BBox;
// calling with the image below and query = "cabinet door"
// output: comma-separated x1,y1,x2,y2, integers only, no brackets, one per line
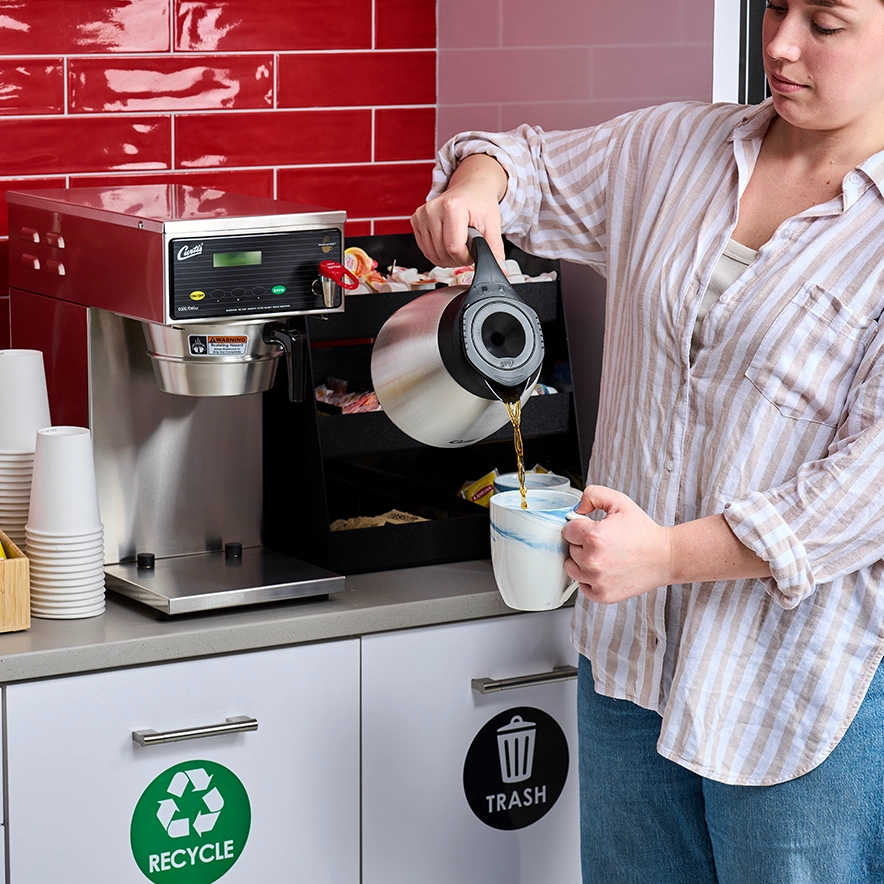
362,609,580,884
5,640,360,884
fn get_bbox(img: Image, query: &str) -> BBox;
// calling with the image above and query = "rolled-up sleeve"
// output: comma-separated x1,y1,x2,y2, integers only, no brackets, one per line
724,322,884,609
427,110,663,268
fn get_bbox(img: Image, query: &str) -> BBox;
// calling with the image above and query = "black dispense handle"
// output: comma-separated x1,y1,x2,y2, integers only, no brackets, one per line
462,227,522,309
263,322,307,402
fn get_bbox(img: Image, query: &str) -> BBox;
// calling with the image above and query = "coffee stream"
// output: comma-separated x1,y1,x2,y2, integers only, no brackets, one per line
503,399,527,509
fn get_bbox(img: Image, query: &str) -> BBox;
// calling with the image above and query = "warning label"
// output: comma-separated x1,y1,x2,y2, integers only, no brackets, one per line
188,335,249,357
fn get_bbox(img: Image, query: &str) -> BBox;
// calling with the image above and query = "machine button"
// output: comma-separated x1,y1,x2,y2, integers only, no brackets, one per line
271,284,286,294
231,287,246,300
45,259,65,276
44,232,65,248
189,290,206,301
20,253,40,270
19,227,39,243
251,286,266,297
209,289,226,300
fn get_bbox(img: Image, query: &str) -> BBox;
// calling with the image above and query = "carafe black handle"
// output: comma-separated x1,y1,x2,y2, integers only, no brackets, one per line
462,227,522,308
263,322,306,402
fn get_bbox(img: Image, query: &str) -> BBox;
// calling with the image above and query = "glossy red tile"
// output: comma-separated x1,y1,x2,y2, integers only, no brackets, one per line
174,0,372,51
176,109,371,168
374,217,416,235
0,61,64,116
375,108,435,162
0,117,171,177
10,291,89,428
69,55,274,113
0,1,169,54
70,169,274,200
376,0,436,49
439,47,589,105
345,220,372,237
0,244,7,305
278,52,435,108
278,162,434,219
0,177,67,238
0,295,9,350
591,44,711,101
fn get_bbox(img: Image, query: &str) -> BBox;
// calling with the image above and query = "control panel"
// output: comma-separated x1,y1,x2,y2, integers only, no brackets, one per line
169,228,344,320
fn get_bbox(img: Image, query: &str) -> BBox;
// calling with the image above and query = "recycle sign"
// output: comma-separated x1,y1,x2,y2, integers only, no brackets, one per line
131,759,251,884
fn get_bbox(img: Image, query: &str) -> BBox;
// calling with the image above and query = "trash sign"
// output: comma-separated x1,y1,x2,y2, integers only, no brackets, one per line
131,760,251,883
463,706,569,830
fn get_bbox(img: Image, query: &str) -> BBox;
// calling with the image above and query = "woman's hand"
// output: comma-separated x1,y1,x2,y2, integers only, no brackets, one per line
562,485,674,604
562,485,772,605
411,154,508,267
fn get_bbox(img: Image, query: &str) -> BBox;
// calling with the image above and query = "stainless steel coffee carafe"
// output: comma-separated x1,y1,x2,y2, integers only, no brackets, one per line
371,230,544,448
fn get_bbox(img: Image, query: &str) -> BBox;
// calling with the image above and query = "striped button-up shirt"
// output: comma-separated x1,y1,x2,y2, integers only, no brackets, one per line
432,99,884,785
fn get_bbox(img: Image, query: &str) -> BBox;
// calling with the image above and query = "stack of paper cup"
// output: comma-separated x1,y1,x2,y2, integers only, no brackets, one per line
25,427,105,619
0,350,51,549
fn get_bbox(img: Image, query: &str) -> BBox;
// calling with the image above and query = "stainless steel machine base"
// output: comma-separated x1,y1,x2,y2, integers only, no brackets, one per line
104,547,344,616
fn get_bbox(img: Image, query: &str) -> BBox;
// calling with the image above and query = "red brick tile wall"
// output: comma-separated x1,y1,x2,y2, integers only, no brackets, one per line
0,0,437,347
0,1,718,352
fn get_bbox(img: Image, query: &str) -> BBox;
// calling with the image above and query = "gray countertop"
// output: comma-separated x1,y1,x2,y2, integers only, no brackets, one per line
0,559,550,684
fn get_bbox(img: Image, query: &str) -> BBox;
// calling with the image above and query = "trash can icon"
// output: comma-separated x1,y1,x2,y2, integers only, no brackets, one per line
496,715,536,783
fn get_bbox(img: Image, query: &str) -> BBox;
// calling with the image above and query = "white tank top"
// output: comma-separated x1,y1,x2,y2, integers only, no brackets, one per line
690,238,757,362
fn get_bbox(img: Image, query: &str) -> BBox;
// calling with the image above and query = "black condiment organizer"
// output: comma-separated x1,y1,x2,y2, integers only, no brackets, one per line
263,234,584,575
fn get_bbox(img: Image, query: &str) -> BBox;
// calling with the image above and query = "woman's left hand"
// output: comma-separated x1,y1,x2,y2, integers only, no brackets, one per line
562,485,674,604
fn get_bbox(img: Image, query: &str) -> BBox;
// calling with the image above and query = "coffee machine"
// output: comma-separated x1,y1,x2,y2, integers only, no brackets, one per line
7,184,352,614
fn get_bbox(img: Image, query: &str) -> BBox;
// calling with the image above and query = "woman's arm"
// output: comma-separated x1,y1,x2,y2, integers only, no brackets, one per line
411,154,508,267
562,485,771,605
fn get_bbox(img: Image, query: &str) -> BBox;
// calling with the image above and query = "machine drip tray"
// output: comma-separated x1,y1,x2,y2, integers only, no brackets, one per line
104,547,345,615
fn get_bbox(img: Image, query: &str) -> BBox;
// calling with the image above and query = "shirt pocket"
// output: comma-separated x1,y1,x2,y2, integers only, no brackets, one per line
745,283,878,427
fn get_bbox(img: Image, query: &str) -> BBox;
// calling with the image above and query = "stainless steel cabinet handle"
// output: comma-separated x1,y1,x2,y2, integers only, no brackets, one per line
471,664,578,694
132,715,258,746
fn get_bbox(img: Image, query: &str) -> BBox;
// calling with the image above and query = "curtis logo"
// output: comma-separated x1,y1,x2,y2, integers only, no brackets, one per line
177,243,203,261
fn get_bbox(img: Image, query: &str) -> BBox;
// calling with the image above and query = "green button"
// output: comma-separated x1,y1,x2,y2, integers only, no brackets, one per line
271,284,286,295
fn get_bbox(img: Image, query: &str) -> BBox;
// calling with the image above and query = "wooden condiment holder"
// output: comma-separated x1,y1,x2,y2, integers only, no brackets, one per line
0,529,30,632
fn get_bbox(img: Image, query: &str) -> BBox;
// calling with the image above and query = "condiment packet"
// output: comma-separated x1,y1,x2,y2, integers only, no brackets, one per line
459,469,498,508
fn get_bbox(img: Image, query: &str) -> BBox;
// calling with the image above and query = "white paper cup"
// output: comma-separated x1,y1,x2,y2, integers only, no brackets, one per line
0,350,51,453
493,472,572,495
24,537,104,553
25,525,104,542
28,554,106,573
489,489,583,611
26,427,102,536
0,492,32,505
0,463,34,475
31,602,105,620
29,561,105,579
31,583,105,605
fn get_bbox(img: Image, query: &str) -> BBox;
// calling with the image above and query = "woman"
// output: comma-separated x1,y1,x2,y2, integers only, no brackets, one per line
412,2,884,881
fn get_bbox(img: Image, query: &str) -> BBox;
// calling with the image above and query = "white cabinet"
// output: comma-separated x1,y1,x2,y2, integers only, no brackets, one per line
362,608,581,884
4,640,360,884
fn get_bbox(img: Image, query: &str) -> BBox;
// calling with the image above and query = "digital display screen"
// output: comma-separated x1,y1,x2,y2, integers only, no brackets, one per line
213,251,262,268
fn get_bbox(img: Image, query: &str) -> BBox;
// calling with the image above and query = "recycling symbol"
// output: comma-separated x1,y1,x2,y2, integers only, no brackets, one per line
155,768,224,838
131,760,251,884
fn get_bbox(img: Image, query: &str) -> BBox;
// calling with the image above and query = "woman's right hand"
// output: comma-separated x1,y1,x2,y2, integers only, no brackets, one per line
411,154,508,267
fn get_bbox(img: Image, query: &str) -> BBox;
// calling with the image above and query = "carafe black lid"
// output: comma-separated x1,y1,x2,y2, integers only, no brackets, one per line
458,231,544,394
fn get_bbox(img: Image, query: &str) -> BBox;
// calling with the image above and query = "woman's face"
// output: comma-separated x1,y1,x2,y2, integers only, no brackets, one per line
763,0,884,139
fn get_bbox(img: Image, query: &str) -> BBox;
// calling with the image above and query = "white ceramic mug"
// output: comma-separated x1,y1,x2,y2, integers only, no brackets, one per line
489,488,584,611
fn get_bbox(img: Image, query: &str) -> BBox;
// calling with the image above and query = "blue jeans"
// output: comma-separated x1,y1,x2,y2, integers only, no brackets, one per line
577,654,884,884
